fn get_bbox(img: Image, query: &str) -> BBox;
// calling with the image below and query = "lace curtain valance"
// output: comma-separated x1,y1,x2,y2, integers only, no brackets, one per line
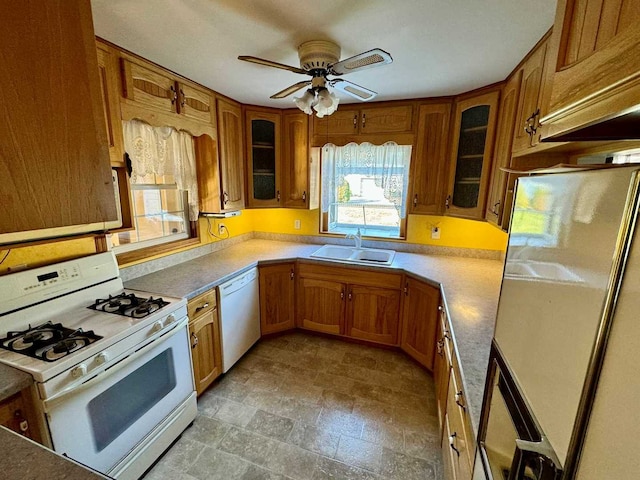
123,119,199,221
321,141,412,218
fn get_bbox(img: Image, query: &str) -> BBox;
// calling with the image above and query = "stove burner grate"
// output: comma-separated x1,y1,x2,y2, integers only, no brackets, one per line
0,322,102,362
89,292,169,319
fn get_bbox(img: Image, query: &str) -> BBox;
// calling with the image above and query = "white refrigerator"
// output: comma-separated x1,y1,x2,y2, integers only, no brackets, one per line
481,165,640,479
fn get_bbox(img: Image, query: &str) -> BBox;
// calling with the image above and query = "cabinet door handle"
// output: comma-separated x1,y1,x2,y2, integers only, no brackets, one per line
340,291,345,300
353,114,358,129
195,302,209,313
449,433,460,456
302,191,306,202
455,390,466,410
413,194,418,208
403,282,409,296
170,85,177,104
191,332,199,349
436,338,444,356
290,269,294,280
348,291,352,301
361,113,366,128
445,195,451,209
491,201,500,216
180,88,186,108
223,191,229,205
277,190,281,202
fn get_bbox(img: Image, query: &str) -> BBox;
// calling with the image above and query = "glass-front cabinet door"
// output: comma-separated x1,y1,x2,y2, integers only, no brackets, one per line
245,109,281,207
446,90,500,219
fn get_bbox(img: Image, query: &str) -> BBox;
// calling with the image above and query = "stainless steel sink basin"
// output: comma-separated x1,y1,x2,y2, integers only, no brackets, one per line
310,245,396,266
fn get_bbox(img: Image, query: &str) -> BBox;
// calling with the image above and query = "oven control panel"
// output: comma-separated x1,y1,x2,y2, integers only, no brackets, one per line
19,265,81,292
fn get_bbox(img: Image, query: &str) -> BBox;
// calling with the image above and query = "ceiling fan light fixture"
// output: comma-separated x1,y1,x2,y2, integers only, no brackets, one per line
313,88,339,118
293,89,316,115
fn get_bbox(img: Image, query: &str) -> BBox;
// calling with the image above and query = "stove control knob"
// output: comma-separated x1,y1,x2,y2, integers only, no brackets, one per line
165,314,176,326
152,320,164,333
71,364,87,378
96,352,109,365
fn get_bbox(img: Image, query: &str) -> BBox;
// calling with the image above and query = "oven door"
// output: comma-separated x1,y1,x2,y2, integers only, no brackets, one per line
43,318,193,475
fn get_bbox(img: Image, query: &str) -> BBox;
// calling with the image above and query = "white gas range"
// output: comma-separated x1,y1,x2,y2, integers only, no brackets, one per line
0,252,197,480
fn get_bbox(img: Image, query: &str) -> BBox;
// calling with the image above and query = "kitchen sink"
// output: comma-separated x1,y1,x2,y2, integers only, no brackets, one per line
505,261,583,283
310,245,396,266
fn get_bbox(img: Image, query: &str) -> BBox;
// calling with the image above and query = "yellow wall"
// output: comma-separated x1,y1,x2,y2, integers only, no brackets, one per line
1,209,507,274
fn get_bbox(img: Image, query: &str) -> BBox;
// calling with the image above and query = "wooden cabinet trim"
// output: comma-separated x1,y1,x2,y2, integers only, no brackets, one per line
297,262,403,289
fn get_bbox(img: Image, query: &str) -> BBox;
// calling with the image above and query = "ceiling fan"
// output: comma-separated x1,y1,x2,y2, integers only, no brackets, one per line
238,40,393,117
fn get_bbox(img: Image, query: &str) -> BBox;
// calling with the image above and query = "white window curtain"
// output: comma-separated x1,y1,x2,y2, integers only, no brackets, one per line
123,119,199,221
321,141,412,219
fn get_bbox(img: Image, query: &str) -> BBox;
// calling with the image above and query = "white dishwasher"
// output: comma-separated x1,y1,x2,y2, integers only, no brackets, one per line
218,267,261,372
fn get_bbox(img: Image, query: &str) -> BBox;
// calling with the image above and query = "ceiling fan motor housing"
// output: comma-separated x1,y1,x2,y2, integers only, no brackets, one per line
298,40,341,71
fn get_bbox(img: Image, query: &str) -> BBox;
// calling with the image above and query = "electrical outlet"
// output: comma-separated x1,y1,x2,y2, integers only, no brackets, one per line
294,219,301,230
431,226,441,239
218,223,226,235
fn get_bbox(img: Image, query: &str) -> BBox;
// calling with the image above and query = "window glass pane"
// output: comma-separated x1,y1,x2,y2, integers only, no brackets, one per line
88,349,176,452
136,215,166,242
321,143,411,239
133,190,163,216
161,189,183,212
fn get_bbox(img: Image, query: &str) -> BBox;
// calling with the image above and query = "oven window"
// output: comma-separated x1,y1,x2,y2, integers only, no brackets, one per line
88,349,176,452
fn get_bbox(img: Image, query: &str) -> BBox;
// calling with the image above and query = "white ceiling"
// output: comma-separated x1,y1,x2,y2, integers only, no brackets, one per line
90,0,557,109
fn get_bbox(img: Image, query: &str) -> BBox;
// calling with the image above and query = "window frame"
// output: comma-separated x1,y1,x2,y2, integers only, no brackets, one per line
319,142,411,240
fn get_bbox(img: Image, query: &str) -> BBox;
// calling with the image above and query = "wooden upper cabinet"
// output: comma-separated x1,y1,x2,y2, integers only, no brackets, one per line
409,102,452,215
312,104,414,139
0,0,117,237
400,277,440,370
96,42,125,167
245,109,281,208
486,72,522,227
178,82,216,125
542,0,640,138
217,98,245,211
121,58,178,115
119,54,216,136
446,90,500,220
259,263,296,334
282,111,315,209
347,284,401,345
512,35,550,153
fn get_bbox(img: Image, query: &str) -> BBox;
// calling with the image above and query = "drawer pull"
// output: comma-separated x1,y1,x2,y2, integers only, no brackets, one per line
436,338,444,356
195,302,209,313
455,390,466,410
449,432,460,456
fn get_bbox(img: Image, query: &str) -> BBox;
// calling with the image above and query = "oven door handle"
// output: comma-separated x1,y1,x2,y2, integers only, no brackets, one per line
515,436,562,471
42,317,188,412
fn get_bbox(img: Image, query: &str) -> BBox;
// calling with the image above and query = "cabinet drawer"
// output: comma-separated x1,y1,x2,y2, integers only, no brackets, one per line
188,290,217,319
443,372,474,480
298,262,402,289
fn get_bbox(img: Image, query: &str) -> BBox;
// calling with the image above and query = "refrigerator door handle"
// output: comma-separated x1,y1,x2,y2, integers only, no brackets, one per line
515,436,562,470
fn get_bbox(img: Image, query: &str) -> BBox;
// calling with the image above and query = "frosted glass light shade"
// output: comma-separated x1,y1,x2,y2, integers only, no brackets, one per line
293,89,315,115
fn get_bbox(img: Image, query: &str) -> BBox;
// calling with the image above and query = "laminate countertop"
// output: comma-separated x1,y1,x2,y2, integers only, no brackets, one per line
0,427,108,479
124,239,504,435
0,363,33,402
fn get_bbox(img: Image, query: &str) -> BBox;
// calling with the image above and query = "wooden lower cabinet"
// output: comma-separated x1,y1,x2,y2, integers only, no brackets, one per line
434,307,453,435
187,290,222,396
400,278,440,369
347,285,401,344
0,389,41,443
259,263,296,334
296,263,403,345
297,276,345,335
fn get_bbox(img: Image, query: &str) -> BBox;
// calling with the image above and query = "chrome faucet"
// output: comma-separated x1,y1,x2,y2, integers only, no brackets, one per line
346,228,362,249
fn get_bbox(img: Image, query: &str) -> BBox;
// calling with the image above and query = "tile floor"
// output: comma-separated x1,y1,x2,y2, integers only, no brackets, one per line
144,331,444,480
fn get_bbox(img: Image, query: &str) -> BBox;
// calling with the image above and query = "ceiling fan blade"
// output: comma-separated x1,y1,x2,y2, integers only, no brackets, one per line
328,48,393,75
238,55,309,75
331,79,377,101
270,81,311,99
